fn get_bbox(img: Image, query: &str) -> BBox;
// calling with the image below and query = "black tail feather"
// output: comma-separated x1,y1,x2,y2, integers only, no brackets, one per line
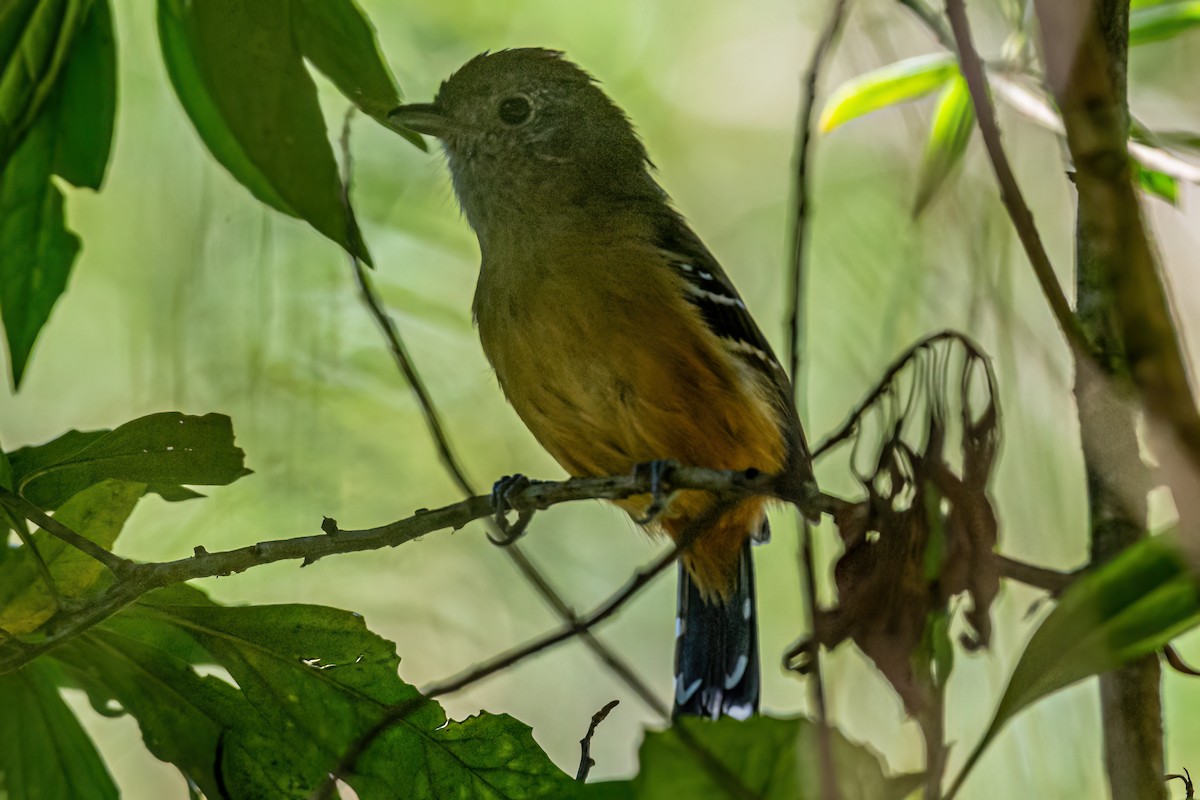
672,539,760,720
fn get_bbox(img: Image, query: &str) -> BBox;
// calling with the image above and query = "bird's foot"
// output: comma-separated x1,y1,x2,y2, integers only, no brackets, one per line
488,473,535,546
632,459,680,525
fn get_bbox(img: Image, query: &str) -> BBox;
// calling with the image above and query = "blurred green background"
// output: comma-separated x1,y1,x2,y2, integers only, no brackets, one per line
2,1,1199,797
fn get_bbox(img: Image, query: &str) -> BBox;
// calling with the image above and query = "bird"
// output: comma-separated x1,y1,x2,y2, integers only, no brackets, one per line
389,48,814,720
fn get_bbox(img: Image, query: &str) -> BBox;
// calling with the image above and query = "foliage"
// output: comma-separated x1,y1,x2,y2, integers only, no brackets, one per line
2,0,1200,797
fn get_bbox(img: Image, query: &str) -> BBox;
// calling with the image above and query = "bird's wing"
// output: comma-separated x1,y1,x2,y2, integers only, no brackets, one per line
652,211,790,391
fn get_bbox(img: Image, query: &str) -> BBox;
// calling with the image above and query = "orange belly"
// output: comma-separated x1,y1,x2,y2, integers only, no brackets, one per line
476,250,787,597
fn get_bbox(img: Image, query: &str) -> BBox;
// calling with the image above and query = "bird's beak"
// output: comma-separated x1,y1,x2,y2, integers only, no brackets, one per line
388,103,452,138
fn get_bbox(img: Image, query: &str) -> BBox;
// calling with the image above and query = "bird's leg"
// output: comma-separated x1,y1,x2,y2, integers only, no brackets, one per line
488,474,536,546
632,459,680,525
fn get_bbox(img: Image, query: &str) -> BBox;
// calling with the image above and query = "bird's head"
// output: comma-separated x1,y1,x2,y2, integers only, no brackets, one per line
389,49,657,236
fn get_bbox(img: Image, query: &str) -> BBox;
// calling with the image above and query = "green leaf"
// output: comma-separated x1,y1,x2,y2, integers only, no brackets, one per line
156,0,372,263
608,716,895,799
0,102,79,388
54,624,298,800
0,0,87,170
0,479,143,634
51,0,116,190
1130,1,1200,46
129,590,575,799
947,535,1200,797
292,0,421,148
0,659,117,800
0,0,117,388
1136,162,1180,204
9,411,251,509
0,448,12,491
913,75,975,217
820,54,959,133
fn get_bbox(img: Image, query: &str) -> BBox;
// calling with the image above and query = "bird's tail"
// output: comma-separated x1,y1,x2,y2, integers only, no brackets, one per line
672,538,759,719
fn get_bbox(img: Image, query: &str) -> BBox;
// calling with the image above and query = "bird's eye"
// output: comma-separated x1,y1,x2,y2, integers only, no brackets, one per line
498,95,533,126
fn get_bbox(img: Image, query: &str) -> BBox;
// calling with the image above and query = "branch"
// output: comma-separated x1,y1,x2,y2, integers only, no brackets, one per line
0,466,826,675
786,0,852,400
995,554,1078,594
786,3,852,797
0,487,134,575
337,110,672,720
942,0,1094,363
576,699,619,781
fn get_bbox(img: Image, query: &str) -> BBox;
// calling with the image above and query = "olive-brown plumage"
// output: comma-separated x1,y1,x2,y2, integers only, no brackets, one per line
390,49,813,719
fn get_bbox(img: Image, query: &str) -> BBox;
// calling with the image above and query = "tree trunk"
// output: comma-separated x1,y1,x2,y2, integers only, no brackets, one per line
1032,0,1170,796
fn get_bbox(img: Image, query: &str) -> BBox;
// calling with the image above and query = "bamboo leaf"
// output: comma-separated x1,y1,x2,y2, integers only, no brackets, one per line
913,75,975,217
1136,162,1180,204
1130,1,1200,46
946,536,1200,798
820,54,959,133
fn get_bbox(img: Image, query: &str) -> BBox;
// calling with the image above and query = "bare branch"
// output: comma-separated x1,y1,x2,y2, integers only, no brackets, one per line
786,0,851,402
942,0,1094,362
576,699,620,781
785,3,853,794
0,466,818,677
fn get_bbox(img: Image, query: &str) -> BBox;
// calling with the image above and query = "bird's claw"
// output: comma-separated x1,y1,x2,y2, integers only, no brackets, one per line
489,474,535,546
632,459,679,525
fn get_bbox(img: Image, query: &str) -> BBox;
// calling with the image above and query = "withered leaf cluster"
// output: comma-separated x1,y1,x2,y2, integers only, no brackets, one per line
803,333,1001,717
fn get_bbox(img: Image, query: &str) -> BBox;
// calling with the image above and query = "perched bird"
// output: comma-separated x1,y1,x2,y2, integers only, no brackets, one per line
390,49,814,719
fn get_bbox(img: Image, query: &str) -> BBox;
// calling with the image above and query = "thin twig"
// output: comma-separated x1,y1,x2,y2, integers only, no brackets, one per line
942,0,1094,361
786,0,852,405
786,4,852,795
812,330,986,459
0,487,133,575
576,699,620,781
898,0,954,47
336,110,672,719
995,554,1078,594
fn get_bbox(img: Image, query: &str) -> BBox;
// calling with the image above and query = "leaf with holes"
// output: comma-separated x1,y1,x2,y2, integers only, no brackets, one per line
58,584,576,799
8,412,250,510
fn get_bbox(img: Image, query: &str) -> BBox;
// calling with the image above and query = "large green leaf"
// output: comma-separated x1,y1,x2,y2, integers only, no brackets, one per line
946,535,1200,798
293,0,420,143
585,716,904,800
0,102,79,388
51,584,576,798
54,623,303,800
0,0,86,170
0,0,116,388
128,588,575,799
8,411,250,509
51,0,115,190
1130,1,1200,45
913,75,975,217
820,54,959,133
156,0,420,265
0,479,142,634
0,659,117,800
